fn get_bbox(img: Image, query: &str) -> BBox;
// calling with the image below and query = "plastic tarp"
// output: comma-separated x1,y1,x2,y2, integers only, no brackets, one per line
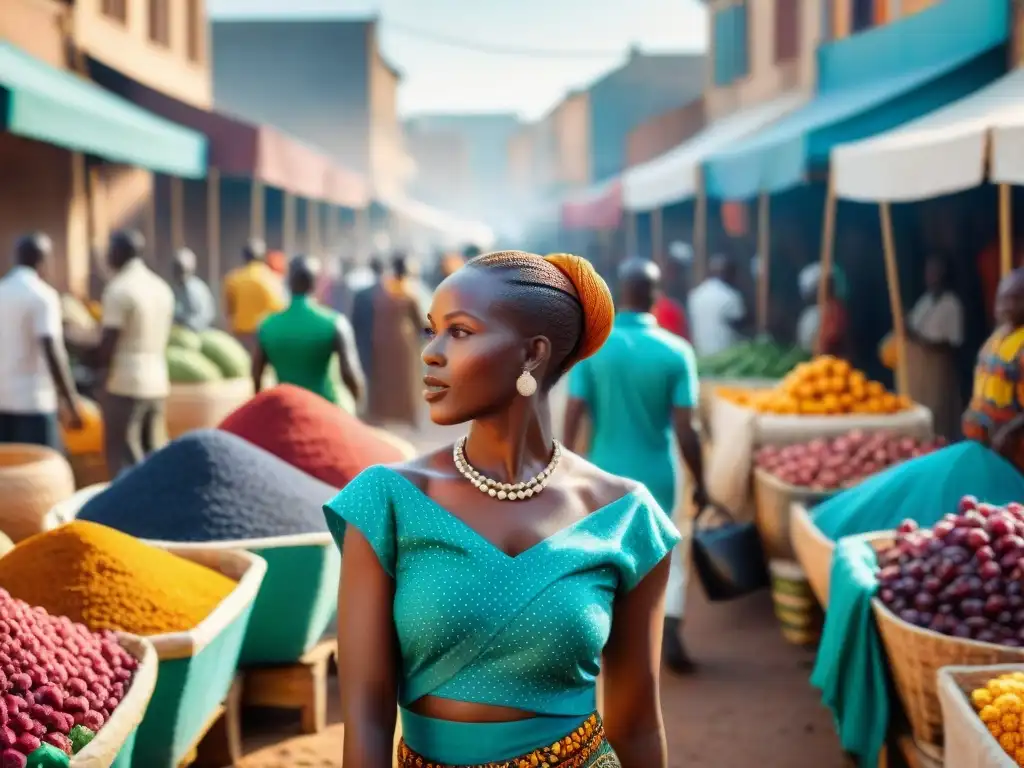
702,0,1009,200
833,69,1024,202
0,43,206,178
560,177,622,230
621,93,804,212
992,101,1024,186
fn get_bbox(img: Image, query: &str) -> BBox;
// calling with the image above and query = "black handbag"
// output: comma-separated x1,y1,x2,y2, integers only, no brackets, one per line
691,511,770,602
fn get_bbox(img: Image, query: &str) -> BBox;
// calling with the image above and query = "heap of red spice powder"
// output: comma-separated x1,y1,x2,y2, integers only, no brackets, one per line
218,384,408,488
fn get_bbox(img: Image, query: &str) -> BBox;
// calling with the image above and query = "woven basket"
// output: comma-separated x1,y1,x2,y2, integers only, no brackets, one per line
938,664,1019,768
872,598,1024,758
790,503,835,606
0,444,76,542
753,470,836,561
71,633,158,768
768,559,822,646
166,378,254,440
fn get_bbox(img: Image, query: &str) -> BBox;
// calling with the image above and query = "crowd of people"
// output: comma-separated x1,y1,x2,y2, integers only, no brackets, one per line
0,230,437,475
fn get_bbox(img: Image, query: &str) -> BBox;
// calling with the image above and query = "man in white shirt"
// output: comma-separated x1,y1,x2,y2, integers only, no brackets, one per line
687,254,747,356
0,234,83,449
92,230,175,476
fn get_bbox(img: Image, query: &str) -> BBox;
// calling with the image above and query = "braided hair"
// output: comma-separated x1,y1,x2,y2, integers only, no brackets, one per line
466,250,614,386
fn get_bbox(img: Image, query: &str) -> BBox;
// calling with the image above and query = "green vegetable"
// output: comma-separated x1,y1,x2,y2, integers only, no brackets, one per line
198,329,251,379
27,743,70,767
697,340,809,379
69,725,96,755
168,325,202,351
167,346,224,383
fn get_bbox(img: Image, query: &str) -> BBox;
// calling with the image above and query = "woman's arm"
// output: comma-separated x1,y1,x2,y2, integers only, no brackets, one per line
602,557,672,768
338,526,399,766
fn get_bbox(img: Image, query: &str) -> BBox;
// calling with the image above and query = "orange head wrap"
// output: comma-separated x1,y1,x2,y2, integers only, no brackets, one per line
543,253,614,363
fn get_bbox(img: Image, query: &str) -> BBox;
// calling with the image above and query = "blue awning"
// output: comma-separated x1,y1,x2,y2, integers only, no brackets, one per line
0,44,207,178
702,0,1009,200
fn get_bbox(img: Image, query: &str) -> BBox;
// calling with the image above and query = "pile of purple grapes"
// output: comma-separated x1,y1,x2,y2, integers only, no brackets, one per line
878,495,1024,647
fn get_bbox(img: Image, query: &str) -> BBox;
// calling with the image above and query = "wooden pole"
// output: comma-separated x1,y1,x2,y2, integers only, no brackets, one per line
145,177,157,266
1000,183,1014,277
283,192,296,254
694,167,708,283
250,180,264,239
816,172,838,338
651,207,664,266
756,192,771,334
207,168,221,299
880,201,909,396
169,176,185,251
307,199,320,254
625,211,637,259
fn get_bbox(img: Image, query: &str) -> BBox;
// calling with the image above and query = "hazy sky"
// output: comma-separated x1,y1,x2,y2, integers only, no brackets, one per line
208,0,707,119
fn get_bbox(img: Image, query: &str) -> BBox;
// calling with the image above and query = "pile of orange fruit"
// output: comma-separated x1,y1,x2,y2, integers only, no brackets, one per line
717,356,913,416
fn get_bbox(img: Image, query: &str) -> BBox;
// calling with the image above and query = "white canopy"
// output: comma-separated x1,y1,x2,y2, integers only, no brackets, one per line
832,68,1024,202
621,92,806,212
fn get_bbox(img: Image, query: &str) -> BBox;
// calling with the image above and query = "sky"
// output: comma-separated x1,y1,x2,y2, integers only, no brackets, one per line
208,0,708,120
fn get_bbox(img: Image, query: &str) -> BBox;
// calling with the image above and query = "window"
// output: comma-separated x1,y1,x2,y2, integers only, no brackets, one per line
851,0,875,32
101,0,127,23
186,0,203,62
775,0,800,62
712,2,750,86
148,0,170,47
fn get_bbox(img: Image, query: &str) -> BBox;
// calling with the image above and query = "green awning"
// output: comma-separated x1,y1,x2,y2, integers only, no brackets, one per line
0,44,207,178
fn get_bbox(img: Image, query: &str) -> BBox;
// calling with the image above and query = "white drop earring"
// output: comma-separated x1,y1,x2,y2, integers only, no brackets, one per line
516,368,538,397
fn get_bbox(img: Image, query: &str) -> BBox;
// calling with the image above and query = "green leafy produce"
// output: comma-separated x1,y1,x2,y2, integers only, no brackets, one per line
198,329,250,379
168,325,202,352
697,340,809,379
68,725,95,755
167,346,224,383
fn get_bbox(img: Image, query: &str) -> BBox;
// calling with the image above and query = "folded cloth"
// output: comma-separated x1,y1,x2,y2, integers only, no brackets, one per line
810,538,888,768
813,442,1024,540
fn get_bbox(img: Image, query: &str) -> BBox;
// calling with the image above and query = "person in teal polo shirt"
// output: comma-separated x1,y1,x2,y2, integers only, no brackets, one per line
253,255,364,407
563,257,708,674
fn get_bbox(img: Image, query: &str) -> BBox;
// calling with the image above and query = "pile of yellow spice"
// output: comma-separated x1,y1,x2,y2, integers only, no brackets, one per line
971,671,1024,765
0,521,236,636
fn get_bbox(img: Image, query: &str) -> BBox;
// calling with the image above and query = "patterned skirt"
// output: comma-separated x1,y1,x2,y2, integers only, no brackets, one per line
396,712,621,768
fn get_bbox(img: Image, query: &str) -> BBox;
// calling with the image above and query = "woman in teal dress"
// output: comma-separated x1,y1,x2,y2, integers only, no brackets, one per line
324,251,680,767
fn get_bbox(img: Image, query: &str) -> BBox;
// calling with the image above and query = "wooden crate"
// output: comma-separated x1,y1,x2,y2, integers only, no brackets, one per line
179,676,243,768
242,638,338,735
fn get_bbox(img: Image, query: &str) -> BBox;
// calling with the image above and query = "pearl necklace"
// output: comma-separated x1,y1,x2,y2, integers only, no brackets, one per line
453,437,562,501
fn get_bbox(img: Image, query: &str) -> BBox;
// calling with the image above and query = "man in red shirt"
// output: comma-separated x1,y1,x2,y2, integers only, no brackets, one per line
651,248,690,340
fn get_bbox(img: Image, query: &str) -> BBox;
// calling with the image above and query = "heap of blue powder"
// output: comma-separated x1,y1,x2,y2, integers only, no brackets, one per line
77,430,334,541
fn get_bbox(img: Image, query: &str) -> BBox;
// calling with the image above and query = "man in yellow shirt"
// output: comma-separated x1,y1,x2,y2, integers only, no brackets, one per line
222,239,285,353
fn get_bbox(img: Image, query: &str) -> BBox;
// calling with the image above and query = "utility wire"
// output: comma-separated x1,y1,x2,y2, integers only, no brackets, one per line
381,18,630,58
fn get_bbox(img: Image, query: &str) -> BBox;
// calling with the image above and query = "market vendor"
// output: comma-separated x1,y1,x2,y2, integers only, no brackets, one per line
253,254,364,407
796,263,849,358
564,257,708,674
171,248,217,333
963,267,1024,472
688,254,746,357
222,239,285,355
904,256,964,440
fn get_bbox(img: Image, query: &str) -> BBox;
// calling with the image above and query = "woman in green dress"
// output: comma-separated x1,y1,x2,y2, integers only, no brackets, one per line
324,251,679,768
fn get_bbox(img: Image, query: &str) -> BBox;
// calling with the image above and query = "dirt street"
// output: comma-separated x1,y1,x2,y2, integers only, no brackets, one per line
237,417,846,767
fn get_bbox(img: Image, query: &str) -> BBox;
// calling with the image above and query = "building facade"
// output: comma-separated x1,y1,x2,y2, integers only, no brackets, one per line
0,0,213,294
210,17,411,200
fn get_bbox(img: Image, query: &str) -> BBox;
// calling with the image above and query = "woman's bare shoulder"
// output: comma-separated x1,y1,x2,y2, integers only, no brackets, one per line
559,449,643,512
383,446,456,491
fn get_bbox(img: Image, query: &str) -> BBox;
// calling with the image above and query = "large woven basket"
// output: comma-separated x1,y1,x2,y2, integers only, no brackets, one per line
791,502,835,606
938,664,1019,768
872,598,1024,758
0,444,76,542
71,633,158,768
166,378,254,440
753,469,836,561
